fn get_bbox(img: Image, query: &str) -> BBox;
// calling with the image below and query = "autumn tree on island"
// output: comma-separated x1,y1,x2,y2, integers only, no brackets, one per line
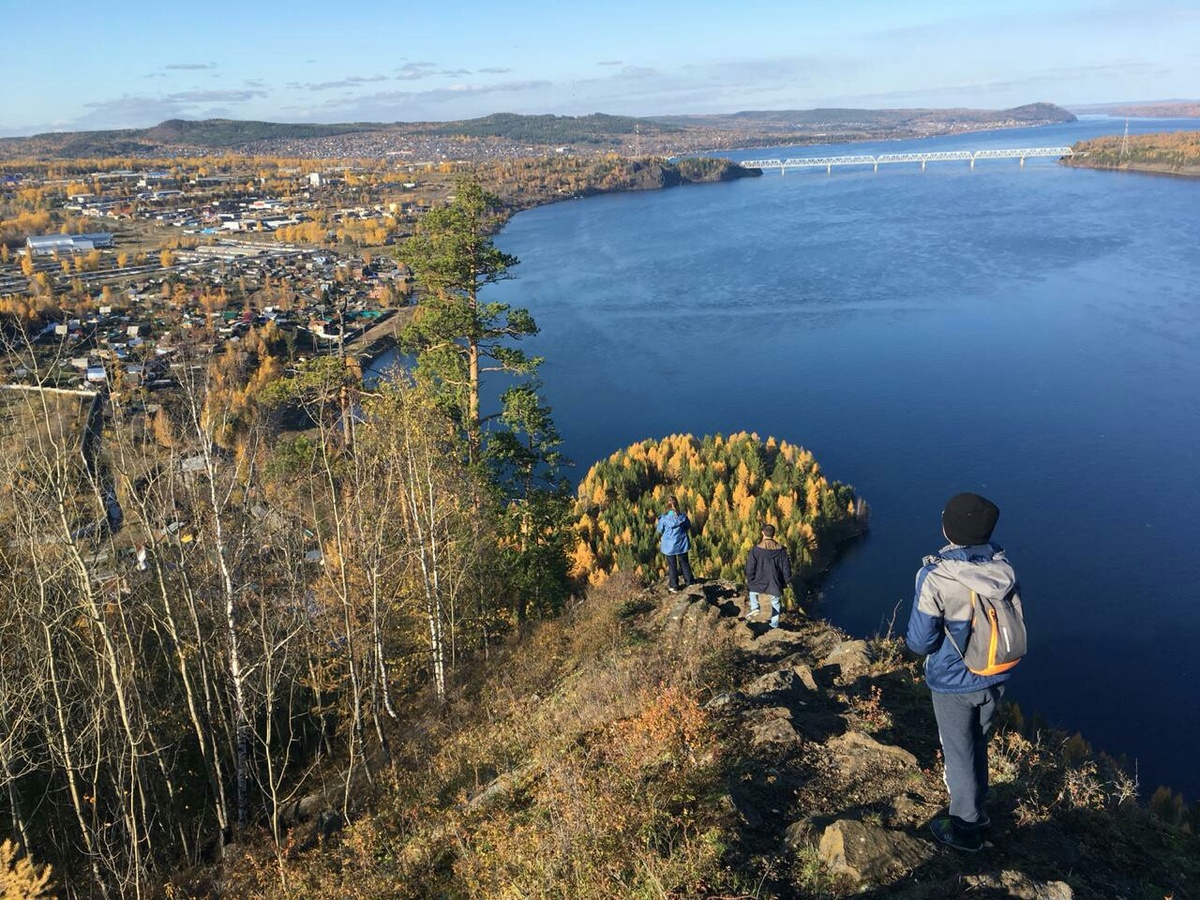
572,432,868,590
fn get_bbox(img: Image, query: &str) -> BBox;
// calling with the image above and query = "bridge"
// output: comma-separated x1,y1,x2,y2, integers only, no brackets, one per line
741,147,1075,174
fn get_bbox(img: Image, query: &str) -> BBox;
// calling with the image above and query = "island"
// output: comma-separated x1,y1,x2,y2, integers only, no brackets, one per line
1064,131,1200,177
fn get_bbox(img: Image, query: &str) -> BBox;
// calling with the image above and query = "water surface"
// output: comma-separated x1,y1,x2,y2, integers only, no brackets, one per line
475,119,1200,797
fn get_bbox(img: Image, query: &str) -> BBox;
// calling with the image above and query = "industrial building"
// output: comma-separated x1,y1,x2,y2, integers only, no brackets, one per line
25,232,115,256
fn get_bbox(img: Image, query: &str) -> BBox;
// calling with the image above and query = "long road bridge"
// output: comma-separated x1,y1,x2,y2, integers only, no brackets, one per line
741,147,1075,174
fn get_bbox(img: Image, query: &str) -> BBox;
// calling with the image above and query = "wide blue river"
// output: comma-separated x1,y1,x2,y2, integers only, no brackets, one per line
473,118,1200,799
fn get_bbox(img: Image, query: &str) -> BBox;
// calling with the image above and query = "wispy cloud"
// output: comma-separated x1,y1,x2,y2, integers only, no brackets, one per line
69,86,268,129
596,60,624,66
834,61,1173,107
478,66,512,74
321,79,553,120
396,62,438,80
618,66,659,80
300,75,390,91
165,62,216,71
167,89,266,103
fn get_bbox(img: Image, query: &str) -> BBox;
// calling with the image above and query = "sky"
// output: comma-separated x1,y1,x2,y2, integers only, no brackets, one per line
2,0,1197,137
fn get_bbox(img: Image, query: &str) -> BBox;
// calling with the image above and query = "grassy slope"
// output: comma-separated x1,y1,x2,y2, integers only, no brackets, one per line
208,572,1200,899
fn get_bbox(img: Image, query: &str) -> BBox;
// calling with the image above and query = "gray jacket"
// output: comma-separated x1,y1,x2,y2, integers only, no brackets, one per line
906,543,1022,693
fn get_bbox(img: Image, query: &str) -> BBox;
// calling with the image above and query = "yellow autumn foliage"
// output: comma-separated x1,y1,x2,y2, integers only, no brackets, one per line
572,433,867,587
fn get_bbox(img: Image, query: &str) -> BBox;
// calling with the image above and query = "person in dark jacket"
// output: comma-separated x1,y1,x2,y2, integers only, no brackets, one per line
744,524,791,628
655,496,693,592
907,492,1020,853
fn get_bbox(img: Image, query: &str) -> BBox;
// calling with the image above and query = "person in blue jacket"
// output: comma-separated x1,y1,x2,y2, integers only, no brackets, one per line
907,492,1020,852
655,495,693,592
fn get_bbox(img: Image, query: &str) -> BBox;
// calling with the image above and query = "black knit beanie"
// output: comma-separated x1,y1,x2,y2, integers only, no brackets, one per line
942,492,1000,546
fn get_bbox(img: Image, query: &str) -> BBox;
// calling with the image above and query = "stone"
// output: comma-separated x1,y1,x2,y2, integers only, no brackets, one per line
963,871,1074,899
821,639,871,677
746,668,811,698
788,661,819,692
728,788,764,829
466,762,539,812
818,819,934,885
783,815,832,849
703,691,743,711
829,731,918,774
746,707,800,746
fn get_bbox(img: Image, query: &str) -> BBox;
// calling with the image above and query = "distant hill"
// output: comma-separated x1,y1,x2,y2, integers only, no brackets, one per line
140,118,384,147
1105,101,1200,118
652,102,1076,132
1069,100,1200,118
0,103,1078,160
0,118,388,159
419,112,680,144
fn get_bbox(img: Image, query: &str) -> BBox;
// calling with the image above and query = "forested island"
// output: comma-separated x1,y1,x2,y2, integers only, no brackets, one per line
573,433,867,589
1065,130,1200,177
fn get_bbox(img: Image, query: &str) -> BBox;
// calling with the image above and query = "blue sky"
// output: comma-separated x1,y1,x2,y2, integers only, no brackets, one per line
2,0,1197,136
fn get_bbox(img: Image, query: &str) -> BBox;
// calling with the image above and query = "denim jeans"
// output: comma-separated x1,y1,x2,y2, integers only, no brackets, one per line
666,553,693,590
748,591,781,628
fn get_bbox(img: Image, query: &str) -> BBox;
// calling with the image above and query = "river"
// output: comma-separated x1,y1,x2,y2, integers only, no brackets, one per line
381,117,1200,799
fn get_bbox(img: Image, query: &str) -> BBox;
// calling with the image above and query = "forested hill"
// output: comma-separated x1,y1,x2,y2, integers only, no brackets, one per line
0,102,1076,159
654,101,1075,130
418,112,681,143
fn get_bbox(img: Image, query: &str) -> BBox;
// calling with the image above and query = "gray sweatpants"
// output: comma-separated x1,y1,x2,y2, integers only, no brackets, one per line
931,685,1005,827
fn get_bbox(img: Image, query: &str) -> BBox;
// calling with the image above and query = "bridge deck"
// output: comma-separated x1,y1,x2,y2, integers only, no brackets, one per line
742,147,1074,170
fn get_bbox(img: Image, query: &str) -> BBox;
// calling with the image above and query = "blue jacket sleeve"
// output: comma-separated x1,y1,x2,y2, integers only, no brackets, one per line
906,564,943,655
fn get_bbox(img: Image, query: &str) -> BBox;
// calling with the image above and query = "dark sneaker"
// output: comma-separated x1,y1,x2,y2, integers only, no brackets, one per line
960,812,991,832
930,816,983,852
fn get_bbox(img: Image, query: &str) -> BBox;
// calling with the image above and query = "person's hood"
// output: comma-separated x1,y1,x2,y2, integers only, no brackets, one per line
928,543,1016,597
758,538,783,551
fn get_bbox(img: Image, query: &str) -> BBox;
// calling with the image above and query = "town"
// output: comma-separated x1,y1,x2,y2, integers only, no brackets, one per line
0,158,445,397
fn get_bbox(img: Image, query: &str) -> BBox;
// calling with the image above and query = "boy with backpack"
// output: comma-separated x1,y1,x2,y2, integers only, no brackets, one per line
906,493,1026,852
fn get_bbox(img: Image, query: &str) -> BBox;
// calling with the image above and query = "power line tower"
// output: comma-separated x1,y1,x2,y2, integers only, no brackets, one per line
1119,118,1130,164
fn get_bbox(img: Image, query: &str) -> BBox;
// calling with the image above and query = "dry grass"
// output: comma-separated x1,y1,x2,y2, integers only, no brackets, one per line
225,573,747,899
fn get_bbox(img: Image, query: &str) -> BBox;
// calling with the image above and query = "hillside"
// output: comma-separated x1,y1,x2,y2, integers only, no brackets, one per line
652,102,1076,135
215,575,1200,898
1079,101,1200,118
1065,131,1200,177
0,103,1076,160
419,112,681,143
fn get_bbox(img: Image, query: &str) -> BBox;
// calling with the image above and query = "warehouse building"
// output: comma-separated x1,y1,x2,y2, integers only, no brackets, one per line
25,233,114,256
